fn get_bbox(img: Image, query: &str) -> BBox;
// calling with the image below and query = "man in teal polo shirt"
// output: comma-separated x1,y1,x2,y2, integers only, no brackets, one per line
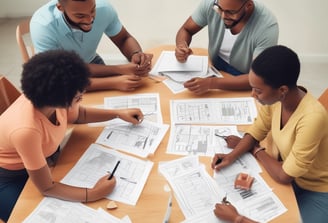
30,0,153,91
175,0,278,95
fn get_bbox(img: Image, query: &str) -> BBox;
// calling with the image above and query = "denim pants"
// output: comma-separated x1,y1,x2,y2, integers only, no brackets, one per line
0,167,28,222
212,55,243,76
0,146,60,222
292,181,328,223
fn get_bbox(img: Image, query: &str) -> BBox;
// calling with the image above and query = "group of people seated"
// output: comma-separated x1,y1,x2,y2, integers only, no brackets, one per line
0,0,327,223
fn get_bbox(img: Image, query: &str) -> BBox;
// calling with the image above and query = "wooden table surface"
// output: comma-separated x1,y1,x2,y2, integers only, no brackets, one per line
8,45,300,223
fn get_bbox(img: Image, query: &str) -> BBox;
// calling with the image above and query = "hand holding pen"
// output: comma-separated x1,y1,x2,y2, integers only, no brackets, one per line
211,153,230,170
175,41,193,62
108,160,120,180
115,108,144,125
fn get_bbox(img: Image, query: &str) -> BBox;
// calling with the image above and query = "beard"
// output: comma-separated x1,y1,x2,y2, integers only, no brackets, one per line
63,11,94,33
223,11,246,29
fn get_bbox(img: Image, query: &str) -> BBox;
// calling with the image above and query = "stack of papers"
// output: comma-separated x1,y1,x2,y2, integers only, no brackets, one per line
150,51,208,78
150,51,217,94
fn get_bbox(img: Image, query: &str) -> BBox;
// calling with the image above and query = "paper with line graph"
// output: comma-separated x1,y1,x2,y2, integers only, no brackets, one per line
61,143,153,205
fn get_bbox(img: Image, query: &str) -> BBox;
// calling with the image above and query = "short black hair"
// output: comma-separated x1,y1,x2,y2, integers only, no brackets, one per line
21,50,91,108
251,45,300,89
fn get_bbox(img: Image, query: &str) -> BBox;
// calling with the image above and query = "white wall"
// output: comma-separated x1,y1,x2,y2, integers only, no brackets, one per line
2,0,328,62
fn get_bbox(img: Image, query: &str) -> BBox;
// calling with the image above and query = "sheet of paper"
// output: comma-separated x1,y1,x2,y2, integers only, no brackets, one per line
150,51,207,73
22,197,105,223
95,119,169,158
150,51,216,94
170,97,258,125
61,143,153,205
213,159,287,222
104,93,163,123
159,156,223,219
166,125,240,156
181,210,225,223
96,208,131,223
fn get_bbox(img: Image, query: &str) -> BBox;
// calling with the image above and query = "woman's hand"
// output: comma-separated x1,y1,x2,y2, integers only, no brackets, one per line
211,153,235,171
90,175,116,201
225,135,242,149
116,108,144,125
214,203,239,222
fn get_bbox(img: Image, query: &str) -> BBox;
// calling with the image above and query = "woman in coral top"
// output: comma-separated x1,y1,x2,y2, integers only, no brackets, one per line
0,50,143,222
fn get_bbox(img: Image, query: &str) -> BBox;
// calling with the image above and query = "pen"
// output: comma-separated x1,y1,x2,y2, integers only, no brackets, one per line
108,160,120,180
215,133,227,140
133,115,143,123
215,157,223,165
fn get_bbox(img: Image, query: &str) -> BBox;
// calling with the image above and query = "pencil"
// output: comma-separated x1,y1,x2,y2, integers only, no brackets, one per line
108,160,120,180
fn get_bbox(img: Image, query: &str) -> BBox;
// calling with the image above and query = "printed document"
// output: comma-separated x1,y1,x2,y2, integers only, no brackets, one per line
61,143,153,205
159,156,223,219
166,125,241,156
95,119,169,158
23,197,130,223
170,97,258,125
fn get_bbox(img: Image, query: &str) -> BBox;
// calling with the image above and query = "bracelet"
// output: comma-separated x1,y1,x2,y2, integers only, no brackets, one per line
253,147,265,158
85,187,88,203
234,215,244,223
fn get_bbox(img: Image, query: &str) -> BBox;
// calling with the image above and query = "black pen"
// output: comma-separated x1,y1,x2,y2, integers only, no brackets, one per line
215,157,223,165
133,115,143,123
108,160,120,180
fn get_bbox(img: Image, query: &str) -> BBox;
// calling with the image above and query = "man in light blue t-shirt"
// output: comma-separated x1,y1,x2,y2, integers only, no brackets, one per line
175,0,278,95
31,0,153,91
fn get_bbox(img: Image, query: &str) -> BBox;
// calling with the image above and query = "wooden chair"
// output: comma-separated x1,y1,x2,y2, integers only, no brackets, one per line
0,76,21,115
16,17,34,63
318,88,328,111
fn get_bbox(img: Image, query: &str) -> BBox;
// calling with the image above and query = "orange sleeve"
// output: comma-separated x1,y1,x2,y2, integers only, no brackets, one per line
11,128,47,170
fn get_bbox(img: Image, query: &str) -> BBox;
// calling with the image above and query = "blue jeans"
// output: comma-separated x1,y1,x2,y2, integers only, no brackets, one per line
0,167,28,222
212,55,243,76
0,146,60,222
292,181,328,223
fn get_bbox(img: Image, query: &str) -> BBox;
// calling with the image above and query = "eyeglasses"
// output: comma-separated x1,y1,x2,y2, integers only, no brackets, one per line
213,0,248,16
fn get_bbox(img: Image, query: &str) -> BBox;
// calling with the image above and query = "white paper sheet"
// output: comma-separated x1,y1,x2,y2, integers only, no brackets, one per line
170,97,258,125
23,197,127,223
166,125,240,156
61,143,153,205
95,119,169,158
159,156,223,219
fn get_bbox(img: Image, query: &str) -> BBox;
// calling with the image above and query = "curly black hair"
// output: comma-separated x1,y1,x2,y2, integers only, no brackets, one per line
21,50,91,108
251,45,300,89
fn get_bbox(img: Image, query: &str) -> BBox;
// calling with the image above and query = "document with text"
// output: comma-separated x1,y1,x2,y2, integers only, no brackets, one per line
95,119,169,158
61,143,153,205
170,97,258,125
23,197,130,223
166,125,241,156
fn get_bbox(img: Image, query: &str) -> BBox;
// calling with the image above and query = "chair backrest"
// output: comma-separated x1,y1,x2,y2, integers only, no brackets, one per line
16,17,34,63
0,76,21,115
318,88,328,112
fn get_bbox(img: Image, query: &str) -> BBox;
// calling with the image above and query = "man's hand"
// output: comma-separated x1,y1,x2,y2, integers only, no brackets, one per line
175,42,193,62
184,77,213,95
131,52,153,76
109,75,143,91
